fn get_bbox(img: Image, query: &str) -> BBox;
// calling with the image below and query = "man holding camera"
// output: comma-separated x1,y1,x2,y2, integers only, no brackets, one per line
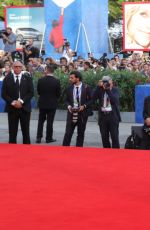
22,38,39,64
2,27,16,61
62,71,92,147
62,41,75,63
92,76,121,148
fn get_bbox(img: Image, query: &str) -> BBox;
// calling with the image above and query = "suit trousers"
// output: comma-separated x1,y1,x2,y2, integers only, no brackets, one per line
8,109,31,144
36,108,56,141
62,112,88,147
99,113,120,148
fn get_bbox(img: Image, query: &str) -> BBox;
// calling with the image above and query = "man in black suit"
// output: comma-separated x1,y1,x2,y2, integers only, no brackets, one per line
62,71,92,147
36,64,61,143
141,96,150,150
1,61,34,144
92,75,121,148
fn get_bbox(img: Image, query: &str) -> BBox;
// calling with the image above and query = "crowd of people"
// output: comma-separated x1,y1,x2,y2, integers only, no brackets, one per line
0,27,150,149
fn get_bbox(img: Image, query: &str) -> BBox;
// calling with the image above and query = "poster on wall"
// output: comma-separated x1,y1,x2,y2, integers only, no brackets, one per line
5,6,45,50
44,0,108,58
123,2,150,51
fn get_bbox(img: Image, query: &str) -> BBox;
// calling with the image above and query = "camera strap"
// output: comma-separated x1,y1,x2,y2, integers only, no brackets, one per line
76,86,80,107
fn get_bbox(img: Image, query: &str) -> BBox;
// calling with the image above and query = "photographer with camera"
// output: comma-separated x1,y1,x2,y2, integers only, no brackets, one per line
22,38,39,64
99,53,109,69
1,27,16,61
62,41,76,63
62,71,92,147
92,75,121,148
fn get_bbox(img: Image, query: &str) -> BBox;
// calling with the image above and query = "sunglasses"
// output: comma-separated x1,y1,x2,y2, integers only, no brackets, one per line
14,66,22,68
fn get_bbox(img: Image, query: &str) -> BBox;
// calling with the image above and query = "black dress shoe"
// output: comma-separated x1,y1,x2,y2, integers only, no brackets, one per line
36,138,41,143
46,139,56,143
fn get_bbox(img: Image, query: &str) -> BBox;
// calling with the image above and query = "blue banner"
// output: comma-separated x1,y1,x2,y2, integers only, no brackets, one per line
44,0,108,58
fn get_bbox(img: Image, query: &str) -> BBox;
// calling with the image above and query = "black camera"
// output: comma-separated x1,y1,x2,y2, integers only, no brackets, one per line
0,29,8,39
63,39,70,47
72,107,79,123
20,40,26,46
99,53,109,68
102,80,110,88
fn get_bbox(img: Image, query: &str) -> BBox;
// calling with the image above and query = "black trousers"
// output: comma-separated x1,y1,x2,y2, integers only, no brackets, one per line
62,112,88,147
99,113,120,148
8,109,31,144
36,108,56,141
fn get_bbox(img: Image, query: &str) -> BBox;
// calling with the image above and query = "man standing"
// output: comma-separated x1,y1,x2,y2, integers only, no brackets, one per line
1,61,34,144
92,76,121,148
36,64,61,143
2,27,17,61
62,71,92,147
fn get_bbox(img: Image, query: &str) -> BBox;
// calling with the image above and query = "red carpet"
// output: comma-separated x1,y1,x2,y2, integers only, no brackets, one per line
0,144,150,230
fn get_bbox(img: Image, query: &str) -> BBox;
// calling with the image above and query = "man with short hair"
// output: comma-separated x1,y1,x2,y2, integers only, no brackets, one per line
1,61,34,144
62,71,92,147
36,64,61,143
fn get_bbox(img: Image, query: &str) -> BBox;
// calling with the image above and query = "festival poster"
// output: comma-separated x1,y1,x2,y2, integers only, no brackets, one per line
44,0,108,58
4,6,45,50
123,2,150,51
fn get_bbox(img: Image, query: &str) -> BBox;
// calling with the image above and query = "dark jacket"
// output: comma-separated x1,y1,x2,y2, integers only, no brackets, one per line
66,83,93,117
1,72,34,112
92,86,121,123
37,75,61,110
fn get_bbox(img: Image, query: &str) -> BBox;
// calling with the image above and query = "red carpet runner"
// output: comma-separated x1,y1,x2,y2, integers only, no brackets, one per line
0,144,150,230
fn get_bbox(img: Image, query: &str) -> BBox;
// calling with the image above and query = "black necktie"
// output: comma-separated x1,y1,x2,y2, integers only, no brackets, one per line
16,75,19,98
76,86,79,107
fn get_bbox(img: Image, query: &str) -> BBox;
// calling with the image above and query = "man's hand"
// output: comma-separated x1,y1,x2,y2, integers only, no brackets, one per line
68,105,72,113
79,105,85,112
98,80,103,87
2,34,7,40
145,118,150,126
11,100,22,109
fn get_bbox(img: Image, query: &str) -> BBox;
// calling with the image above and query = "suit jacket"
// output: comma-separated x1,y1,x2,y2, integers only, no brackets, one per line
66,83,93,117
37,75,61,110
92,86,121,124
1,72,34,112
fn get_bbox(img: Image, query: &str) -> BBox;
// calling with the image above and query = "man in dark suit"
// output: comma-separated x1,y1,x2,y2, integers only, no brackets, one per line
141,96,150,150
36,64,61,143
92,75,121,148
62,71,92,147
1,61,34,144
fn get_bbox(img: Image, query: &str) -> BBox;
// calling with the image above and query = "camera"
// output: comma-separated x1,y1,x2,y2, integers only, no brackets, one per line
72,107,79,123
102,80,110,88
63,39,77,57
20,40,27,46
0,29,8,39
63,39,70,47
99,53,109,68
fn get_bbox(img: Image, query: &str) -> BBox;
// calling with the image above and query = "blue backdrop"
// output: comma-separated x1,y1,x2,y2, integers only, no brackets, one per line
44,0,108,58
